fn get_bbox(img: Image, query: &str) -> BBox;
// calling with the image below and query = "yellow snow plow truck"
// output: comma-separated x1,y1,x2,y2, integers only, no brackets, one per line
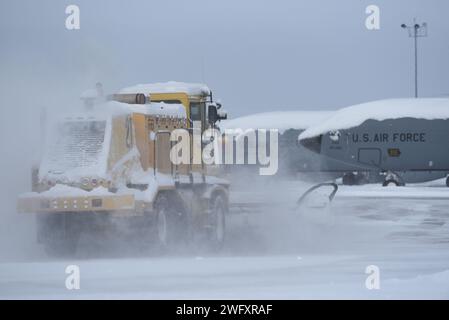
17,82,229,256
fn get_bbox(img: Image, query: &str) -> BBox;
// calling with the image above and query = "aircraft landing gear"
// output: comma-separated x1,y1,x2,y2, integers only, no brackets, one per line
342,172,368,186
382,179,400,187
382,171,405,187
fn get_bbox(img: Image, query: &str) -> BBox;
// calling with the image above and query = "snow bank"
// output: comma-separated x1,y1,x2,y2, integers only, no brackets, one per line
299,98,449,140
221,111,334,133
120,81,210,96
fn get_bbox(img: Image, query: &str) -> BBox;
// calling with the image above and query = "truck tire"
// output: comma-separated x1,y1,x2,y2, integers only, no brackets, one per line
155,193,188,250
446,176,449,187
206,194,227,252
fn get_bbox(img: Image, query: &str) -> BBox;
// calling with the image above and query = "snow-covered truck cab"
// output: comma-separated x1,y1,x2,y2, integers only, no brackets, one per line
18,83,229,256
119,81,227,133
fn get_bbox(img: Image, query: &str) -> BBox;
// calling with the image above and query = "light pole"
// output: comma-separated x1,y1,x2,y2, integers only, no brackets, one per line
401,19,428,98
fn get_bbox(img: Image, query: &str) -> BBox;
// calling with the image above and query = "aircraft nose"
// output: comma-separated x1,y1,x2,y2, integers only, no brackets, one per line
298,135,322,154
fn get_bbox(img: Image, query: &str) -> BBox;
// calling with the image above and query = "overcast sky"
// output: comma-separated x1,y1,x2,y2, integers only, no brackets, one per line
1,0,449,117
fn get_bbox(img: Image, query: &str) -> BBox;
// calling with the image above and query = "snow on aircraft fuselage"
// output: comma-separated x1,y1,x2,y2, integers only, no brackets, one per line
221,111,341,177
298,98,449,186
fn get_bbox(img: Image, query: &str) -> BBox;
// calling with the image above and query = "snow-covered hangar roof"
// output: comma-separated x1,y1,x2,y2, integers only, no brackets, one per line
120,81,211,96
221,111,335,133
299,98,449,140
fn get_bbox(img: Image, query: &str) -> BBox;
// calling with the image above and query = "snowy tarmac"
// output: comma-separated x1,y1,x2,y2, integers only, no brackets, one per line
1,180,449,299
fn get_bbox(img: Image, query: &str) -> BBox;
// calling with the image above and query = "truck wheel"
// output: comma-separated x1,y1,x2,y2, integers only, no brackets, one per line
446,176,449,187
206,195,226,252
155,193,188,250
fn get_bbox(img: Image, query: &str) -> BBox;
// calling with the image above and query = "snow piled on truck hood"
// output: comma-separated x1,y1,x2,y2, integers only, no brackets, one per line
221,111,334,133
127,102,186,118
95,101,186,118
299,98,449,140
120,81,210,96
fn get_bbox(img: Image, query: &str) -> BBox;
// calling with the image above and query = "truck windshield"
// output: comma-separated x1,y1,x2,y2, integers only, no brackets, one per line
41,120,107,175
189,102,202,121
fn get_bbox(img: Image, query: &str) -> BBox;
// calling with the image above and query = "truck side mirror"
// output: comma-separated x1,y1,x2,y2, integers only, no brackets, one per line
218,110,227,120
208,105,218,124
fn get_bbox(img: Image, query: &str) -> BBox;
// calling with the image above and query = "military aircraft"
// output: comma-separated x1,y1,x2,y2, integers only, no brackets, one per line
298,98,449,186
221,110,342,179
